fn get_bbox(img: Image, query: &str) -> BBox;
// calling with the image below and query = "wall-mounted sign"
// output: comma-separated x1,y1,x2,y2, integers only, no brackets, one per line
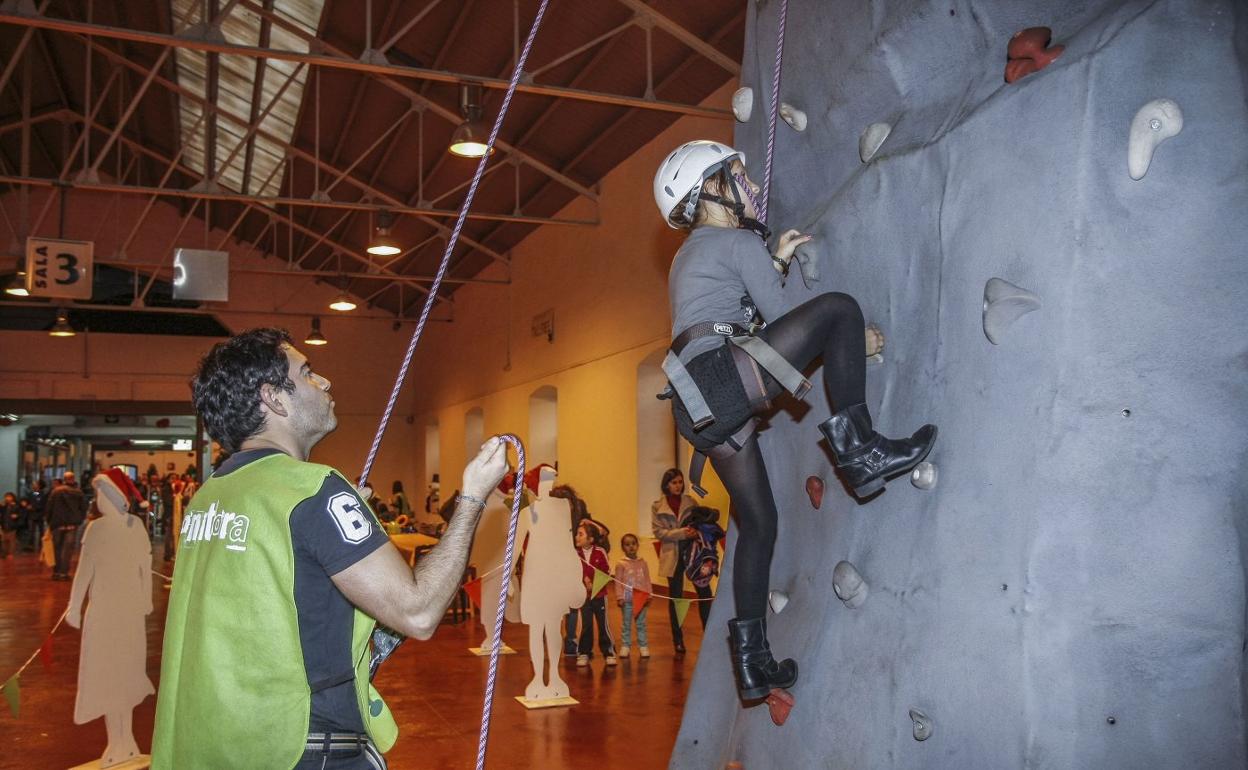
25,237,94,299
172,248,229,302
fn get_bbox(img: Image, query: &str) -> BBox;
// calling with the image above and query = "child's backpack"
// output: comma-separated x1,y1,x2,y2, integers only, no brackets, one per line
684,522,722,588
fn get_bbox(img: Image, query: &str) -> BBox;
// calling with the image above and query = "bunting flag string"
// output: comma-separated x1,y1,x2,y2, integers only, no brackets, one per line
2,675,19,718
462,578,483,610
672,598,692,627
590,569,611,598
631,590,650,619
1,607,69,719
456,558,718,610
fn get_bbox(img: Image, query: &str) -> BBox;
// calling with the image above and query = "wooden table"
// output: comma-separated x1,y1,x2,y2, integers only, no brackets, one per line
389,532,440,565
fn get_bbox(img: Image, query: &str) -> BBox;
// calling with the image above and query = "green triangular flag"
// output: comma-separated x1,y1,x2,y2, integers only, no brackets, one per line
672,598,691,627
2,675,19,718
591,567,611,598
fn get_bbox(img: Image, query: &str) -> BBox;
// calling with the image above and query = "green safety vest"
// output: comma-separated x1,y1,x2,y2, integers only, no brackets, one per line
151,453,398,769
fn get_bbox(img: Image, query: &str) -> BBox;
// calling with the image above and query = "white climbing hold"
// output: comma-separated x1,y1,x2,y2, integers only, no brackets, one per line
911,461,938,490
1128,98,1183,180
732,87,754,123
859,122,892,163
909,708,933,741
832,561,868,609
779,103,807,132
768,590,789,614
983,277,1041,345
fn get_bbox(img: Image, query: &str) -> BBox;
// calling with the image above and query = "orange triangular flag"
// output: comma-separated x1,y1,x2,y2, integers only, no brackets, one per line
38,637,53,671
462,578,482,609
591,567,611,598
632,590,649,618
672,598,691,627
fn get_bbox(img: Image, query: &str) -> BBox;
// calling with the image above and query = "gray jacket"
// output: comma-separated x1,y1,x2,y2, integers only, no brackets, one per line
651,494,698,578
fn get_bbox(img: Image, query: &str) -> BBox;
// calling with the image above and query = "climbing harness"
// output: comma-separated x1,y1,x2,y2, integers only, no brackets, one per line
351,0,551,766
660,317,811,497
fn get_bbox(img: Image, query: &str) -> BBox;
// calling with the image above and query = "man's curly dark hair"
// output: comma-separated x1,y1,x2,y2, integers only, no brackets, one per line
191,328,295,453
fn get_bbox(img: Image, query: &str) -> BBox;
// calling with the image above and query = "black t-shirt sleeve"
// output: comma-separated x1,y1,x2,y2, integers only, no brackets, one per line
290,474,389,576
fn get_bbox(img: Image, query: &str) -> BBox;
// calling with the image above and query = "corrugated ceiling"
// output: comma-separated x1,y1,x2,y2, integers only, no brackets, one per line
171,0,325,198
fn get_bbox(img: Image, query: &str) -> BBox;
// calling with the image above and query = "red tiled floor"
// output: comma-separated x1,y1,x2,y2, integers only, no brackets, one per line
0,548,708,769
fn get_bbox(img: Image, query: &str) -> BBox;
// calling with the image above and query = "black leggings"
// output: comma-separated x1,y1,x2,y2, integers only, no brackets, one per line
714,292,867,619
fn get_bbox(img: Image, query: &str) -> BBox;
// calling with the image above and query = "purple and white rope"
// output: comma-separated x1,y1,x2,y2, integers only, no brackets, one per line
357,0,553,488
757,0,789,225
476,434,525,770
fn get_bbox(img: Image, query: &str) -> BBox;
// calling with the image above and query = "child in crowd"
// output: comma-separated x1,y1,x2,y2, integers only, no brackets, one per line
575,521,616,667
613,533,652,658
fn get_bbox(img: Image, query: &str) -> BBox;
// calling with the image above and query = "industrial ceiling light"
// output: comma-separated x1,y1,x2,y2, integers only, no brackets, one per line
48,309,76,337
329,291,357,312
449,83,494,158
367,210,401,256
5,272,29,296
304,316,328,346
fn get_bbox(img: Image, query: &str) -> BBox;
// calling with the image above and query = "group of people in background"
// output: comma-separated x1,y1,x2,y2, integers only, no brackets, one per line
555,468,726,666
2,463,199,579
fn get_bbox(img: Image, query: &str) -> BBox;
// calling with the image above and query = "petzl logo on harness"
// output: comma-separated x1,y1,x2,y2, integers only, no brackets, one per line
713,322,734,336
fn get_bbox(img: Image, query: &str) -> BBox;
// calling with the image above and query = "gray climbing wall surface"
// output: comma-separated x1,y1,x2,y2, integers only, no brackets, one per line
671,1,1248,767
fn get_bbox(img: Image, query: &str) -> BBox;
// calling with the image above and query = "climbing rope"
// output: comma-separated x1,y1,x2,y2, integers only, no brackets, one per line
757,0,790,225
476,434,525,770
357,0,552,488
345,0,550,766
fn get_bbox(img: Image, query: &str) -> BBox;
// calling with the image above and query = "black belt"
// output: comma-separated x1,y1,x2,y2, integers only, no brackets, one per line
670,321,751,355
306,732,369,754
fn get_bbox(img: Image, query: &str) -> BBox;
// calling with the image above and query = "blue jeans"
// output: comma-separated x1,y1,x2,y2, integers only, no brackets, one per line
620,598,648,648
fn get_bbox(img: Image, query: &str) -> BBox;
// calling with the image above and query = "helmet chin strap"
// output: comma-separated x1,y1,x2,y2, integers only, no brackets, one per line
702,172,771,241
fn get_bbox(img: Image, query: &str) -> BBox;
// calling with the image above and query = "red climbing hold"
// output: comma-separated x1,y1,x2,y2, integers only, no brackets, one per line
1005,27,1064,83
766,687,795,726
805,476,824,509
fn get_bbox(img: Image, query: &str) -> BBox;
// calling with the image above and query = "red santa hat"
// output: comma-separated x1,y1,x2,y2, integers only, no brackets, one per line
521,464,555,496
100,468,150,510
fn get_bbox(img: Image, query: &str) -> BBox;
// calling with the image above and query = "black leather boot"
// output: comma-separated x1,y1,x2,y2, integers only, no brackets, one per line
818,403,937,498
728,617,798,701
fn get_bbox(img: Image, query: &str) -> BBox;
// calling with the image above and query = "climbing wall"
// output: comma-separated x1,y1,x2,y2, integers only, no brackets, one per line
672,1,1248,767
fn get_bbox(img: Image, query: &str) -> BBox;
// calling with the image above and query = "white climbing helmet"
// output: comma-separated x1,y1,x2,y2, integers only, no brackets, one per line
653,140,745,228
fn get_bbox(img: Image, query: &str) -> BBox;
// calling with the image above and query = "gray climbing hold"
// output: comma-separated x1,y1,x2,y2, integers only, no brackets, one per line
911,461,938,490
983,277,1042,345
859,122,892,163
732,87,754,123
768,590,789,614
832,561,869,609
909,708,933,741
780,103,807,132
792,241,821,288
1128,98,1183,180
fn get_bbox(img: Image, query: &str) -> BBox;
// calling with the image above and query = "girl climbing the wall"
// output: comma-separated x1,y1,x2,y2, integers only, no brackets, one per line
653,139,938,703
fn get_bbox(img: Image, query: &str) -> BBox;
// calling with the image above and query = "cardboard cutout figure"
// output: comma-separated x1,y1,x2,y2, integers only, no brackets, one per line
468,486,516,655
66,470,155,768
514,466,584,702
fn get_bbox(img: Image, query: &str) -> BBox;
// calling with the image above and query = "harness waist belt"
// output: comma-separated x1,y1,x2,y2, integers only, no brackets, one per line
306,732,369,752
670,321,751,355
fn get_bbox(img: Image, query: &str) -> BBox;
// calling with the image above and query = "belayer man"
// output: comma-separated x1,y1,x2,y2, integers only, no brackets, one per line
152,328,507,769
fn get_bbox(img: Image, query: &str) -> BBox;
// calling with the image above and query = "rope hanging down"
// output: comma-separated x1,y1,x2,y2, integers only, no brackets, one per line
347,1,551,768
476,434,525,770
357,0,553,488
757,0,790,225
